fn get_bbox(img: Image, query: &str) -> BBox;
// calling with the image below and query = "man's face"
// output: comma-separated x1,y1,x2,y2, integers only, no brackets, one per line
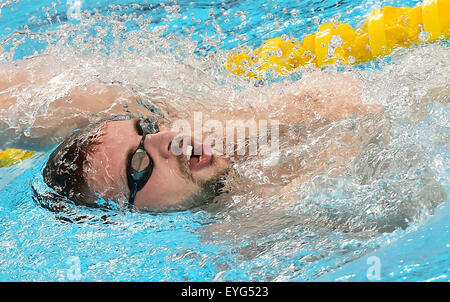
84,119,229,209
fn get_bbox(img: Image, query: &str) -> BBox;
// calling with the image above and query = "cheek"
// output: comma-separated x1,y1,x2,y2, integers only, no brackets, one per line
137,167,199,207
158,167,198,195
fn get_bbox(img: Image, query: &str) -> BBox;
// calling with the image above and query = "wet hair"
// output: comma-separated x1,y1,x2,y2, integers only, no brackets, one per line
42,121,105,207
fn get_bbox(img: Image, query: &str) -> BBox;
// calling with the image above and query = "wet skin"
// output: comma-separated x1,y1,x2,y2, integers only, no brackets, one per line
85,119,229,209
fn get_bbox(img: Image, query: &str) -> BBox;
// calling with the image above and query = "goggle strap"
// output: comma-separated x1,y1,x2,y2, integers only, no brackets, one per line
128,183,138,205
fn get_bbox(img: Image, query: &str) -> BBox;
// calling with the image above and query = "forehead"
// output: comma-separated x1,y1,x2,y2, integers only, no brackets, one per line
100,119,136,139
84,119,137,199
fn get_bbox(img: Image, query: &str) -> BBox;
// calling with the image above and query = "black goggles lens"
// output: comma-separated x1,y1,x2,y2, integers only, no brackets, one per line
127,118,160,205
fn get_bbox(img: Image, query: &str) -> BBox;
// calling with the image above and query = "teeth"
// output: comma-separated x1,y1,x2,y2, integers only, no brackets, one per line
186,145,193,161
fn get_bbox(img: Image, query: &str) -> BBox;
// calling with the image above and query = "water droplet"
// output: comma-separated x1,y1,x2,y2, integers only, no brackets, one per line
419,31,430,42
275,48,283,57
329,35,343,48
313,16,320,25
254,79,265,87
348,56,355,64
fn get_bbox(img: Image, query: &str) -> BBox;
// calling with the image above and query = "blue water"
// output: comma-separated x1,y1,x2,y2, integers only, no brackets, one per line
0,0,449,281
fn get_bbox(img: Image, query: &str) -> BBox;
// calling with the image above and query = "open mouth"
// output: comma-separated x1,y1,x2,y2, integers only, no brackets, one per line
174,136,213,171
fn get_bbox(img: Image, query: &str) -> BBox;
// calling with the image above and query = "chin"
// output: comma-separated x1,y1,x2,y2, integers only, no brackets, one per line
198,154,229,178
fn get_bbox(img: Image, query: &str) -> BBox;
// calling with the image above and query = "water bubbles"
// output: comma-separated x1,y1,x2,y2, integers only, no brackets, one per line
254,79,265,87
234,10,247,22
182,26,194,35
313,16,320,25
419,31,430,42
329,35,343,48
290,9,298,18
164,5,180,14
328,34,343,56
24,127,31,137
275,48,283,57
66,0,82,20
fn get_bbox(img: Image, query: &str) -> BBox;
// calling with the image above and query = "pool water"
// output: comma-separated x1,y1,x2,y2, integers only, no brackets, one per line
0,0,449,281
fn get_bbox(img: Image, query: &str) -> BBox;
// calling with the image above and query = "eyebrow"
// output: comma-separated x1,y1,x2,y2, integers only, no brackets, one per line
133,118,140,133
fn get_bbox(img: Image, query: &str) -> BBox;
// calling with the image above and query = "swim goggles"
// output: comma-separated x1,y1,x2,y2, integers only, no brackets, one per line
127,117,160,205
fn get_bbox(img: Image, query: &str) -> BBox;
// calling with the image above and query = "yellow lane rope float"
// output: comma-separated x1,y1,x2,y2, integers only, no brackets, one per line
0,148,35,168
226,0,450,78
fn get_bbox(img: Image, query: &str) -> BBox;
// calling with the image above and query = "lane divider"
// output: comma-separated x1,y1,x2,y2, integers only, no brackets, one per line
226,0,450,78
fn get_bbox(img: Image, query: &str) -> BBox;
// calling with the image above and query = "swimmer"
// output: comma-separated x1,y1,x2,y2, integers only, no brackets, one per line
0,56,385,211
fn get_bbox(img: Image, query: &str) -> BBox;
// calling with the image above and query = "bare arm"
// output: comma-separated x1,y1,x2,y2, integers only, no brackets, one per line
235,71,382,125
0,59,151,151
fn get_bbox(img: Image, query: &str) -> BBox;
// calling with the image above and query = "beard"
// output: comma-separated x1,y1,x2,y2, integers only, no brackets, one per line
158,153,229,212
176,171,228,211
175,151,219,187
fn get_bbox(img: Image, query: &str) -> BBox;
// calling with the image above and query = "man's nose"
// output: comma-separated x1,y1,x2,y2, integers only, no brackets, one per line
143,130,177,160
